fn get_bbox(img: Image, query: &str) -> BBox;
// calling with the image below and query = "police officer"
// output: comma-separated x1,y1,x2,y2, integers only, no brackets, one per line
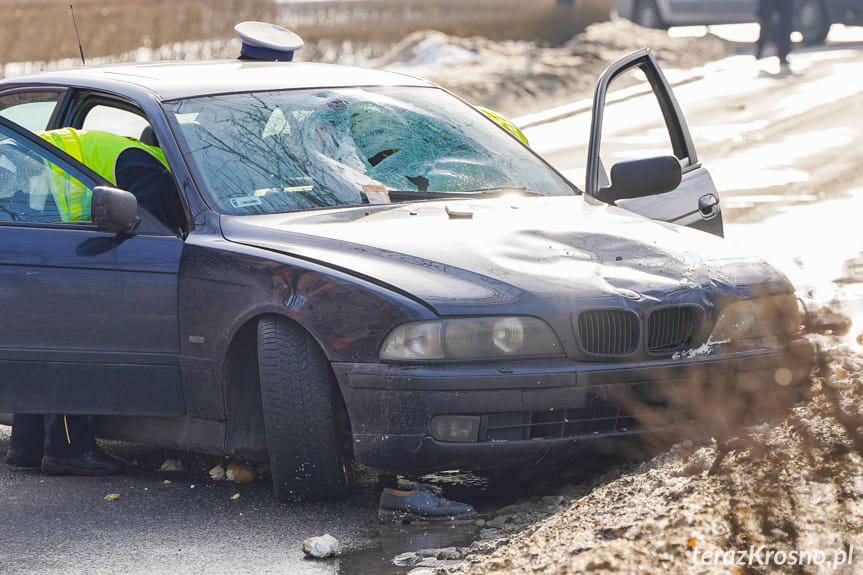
6,127,180,475
37,127,182,229
8,415,125,475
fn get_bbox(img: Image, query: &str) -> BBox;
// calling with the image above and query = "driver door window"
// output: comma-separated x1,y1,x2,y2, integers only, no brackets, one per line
0,128,94,224
599,68,678,173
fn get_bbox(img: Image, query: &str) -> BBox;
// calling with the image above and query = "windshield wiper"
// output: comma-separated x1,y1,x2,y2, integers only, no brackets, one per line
386,186,540,202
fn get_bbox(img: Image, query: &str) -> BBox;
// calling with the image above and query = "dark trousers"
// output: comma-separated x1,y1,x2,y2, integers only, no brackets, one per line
10,414,97,458
757,0,795,63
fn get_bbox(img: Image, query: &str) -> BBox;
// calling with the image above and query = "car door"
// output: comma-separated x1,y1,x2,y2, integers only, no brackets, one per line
0,116,185,415
665,0,754,24
586,49,723,236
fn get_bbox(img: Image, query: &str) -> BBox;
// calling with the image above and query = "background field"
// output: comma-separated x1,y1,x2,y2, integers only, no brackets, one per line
0,0,613,66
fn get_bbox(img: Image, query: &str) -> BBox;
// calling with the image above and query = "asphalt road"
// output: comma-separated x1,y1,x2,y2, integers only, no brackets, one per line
2,43,863,575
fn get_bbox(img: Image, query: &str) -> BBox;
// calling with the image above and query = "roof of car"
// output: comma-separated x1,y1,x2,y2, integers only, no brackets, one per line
2,60,434,101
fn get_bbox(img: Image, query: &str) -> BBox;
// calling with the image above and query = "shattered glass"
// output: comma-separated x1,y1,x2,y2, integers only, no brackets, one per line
166,87,577,215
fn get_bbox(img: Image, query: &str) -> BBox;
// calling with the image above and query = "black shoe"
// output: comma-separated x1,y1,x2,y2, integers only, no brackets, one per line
6,447,43,468
379,486,475,522
42,448,127,476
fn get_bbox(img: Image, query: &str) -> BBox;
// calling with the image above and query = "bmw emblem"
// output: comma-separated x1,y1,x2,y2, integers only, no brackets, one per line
616,288,641,301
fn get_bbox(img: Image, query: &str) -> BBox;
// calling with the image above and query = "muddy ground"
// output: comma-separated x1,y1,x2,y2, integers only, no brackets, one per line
393,335,863,575
2,18,733,119
378,20,732,116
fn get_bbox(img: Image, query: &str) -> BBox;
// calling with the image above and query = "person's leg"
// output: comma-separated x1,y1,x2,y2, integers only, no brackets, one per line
41,415,126,476
757,0,779,58
7,414,44,467
756,1,769,58
777,0,794,65
43,415,96,458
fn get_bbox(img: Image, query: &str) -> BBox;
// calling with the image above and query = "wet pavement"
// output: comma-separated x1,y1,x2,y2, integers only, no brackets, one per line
2,35,863,575
0,426,575,575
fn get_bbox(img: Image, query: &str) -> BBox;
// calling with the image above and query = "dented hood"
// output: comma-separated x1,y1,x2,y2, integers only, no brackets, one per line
221,195,788,315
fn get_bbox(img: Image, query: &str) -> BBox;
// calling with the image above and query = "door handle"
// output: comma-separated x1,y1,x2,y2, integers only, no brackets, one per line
699,194,719,217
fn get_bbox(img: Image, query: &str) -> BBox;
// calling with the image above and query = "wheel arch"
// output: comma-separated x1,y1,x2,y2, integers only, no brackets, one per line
220,310,352,461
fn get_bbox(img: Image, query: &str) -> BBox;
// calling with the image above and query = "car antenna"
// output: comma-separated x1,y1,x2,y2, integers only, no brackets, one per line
69,4,87,66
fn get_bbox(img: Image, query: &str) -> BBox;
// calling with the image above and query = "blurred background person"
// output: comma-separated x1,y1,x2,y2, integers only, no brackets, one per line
757,0,795,71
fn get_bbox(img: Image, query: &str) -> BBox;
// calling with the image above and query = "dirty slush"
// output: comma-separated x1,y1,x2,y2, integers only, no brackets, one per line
391,323,862,575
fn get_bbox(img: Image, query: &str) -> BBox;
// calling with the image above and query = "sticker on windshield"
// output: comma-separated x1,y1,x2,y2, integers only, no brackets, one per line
363,184,391,205
230,196,264,208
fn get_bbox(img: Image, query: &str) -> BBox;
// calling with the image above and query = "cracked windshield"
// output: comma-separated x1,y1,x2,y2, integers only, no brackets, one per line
167,87,574,214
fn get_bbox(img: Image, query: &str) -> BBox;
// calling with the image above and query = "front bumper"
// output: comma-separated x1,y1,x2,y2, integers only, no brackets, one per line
332,338,814,473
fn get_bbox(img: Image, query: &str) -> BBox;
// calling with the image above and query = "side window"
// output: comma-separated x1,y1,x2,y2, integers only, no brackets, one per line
0,91,62,133
0,125,96,224
599,68,678,173
74,99,185,234
82,104,151,140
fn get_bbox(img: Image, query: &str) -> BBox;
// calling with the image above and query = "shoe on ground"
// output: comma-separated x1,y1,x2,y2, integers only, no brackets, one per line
42,448,127,476
379,486,475,522
6,447,43,468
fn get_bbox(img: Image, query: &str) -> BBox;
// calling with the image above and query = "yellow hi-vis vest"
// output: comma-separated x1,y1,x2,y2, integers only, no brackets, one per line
37,128,169,222
477,107,529,146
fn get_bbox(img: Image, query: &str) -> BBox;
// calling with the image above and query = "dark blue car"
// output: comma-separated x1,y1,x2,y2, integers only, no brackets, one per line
616,0,863,44
0,50,812,499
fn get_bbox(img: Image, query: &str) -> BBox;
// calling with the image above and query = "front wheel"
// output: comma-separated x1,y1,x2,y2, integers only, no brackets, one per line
257,316,347,501
633,0,665,29
797,0,830,45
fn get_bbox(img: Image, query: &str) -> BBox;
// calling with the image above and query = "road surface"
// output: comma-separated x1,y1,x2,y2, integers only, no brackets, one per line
2,44,863,575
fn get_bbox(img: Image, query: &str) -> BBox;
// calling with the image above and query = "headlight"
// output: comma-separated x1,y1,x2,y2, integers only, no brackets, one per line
709,294,800,344
380,316,562,361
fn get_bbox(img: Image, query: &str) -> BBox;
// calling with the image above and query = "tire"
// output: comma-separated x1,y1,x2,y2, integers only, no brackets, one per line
633,0,665,29
797,0,830,45
257,316,347,501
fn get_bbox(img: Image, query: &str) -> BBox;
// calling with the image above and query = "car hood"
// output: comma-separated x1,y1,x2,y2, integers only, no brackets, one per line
221,195,788,315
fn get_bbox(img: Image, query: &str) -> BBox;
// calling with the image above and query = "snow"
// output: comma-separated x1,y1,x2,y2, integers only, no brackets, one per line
397,35,478,69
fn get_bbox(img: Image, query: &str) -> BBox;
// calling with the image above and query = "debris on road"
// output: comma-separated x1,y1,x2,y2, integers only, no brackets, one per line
302,534,340,559
803,303,852,336
103,493,120,501
226,463,255,483
208,465,226,481
230,493,240,501
393,551,422,567
158,459,185,472
162,479,172,485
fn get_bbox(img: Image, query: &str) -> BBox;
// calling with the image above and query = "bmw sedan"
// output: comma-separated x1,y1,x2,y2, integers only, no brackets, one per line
0,47,813,499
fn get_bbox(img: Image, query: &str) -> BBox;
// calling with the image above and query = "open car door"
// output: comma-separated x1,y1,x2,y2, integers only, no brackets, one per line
0,116,184,415
586,49,724,237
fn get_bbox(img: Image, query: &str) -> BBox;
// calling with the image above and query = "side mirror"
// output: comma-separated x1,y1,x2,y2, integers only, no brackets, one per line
596,156,682,204
91,186,139,234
